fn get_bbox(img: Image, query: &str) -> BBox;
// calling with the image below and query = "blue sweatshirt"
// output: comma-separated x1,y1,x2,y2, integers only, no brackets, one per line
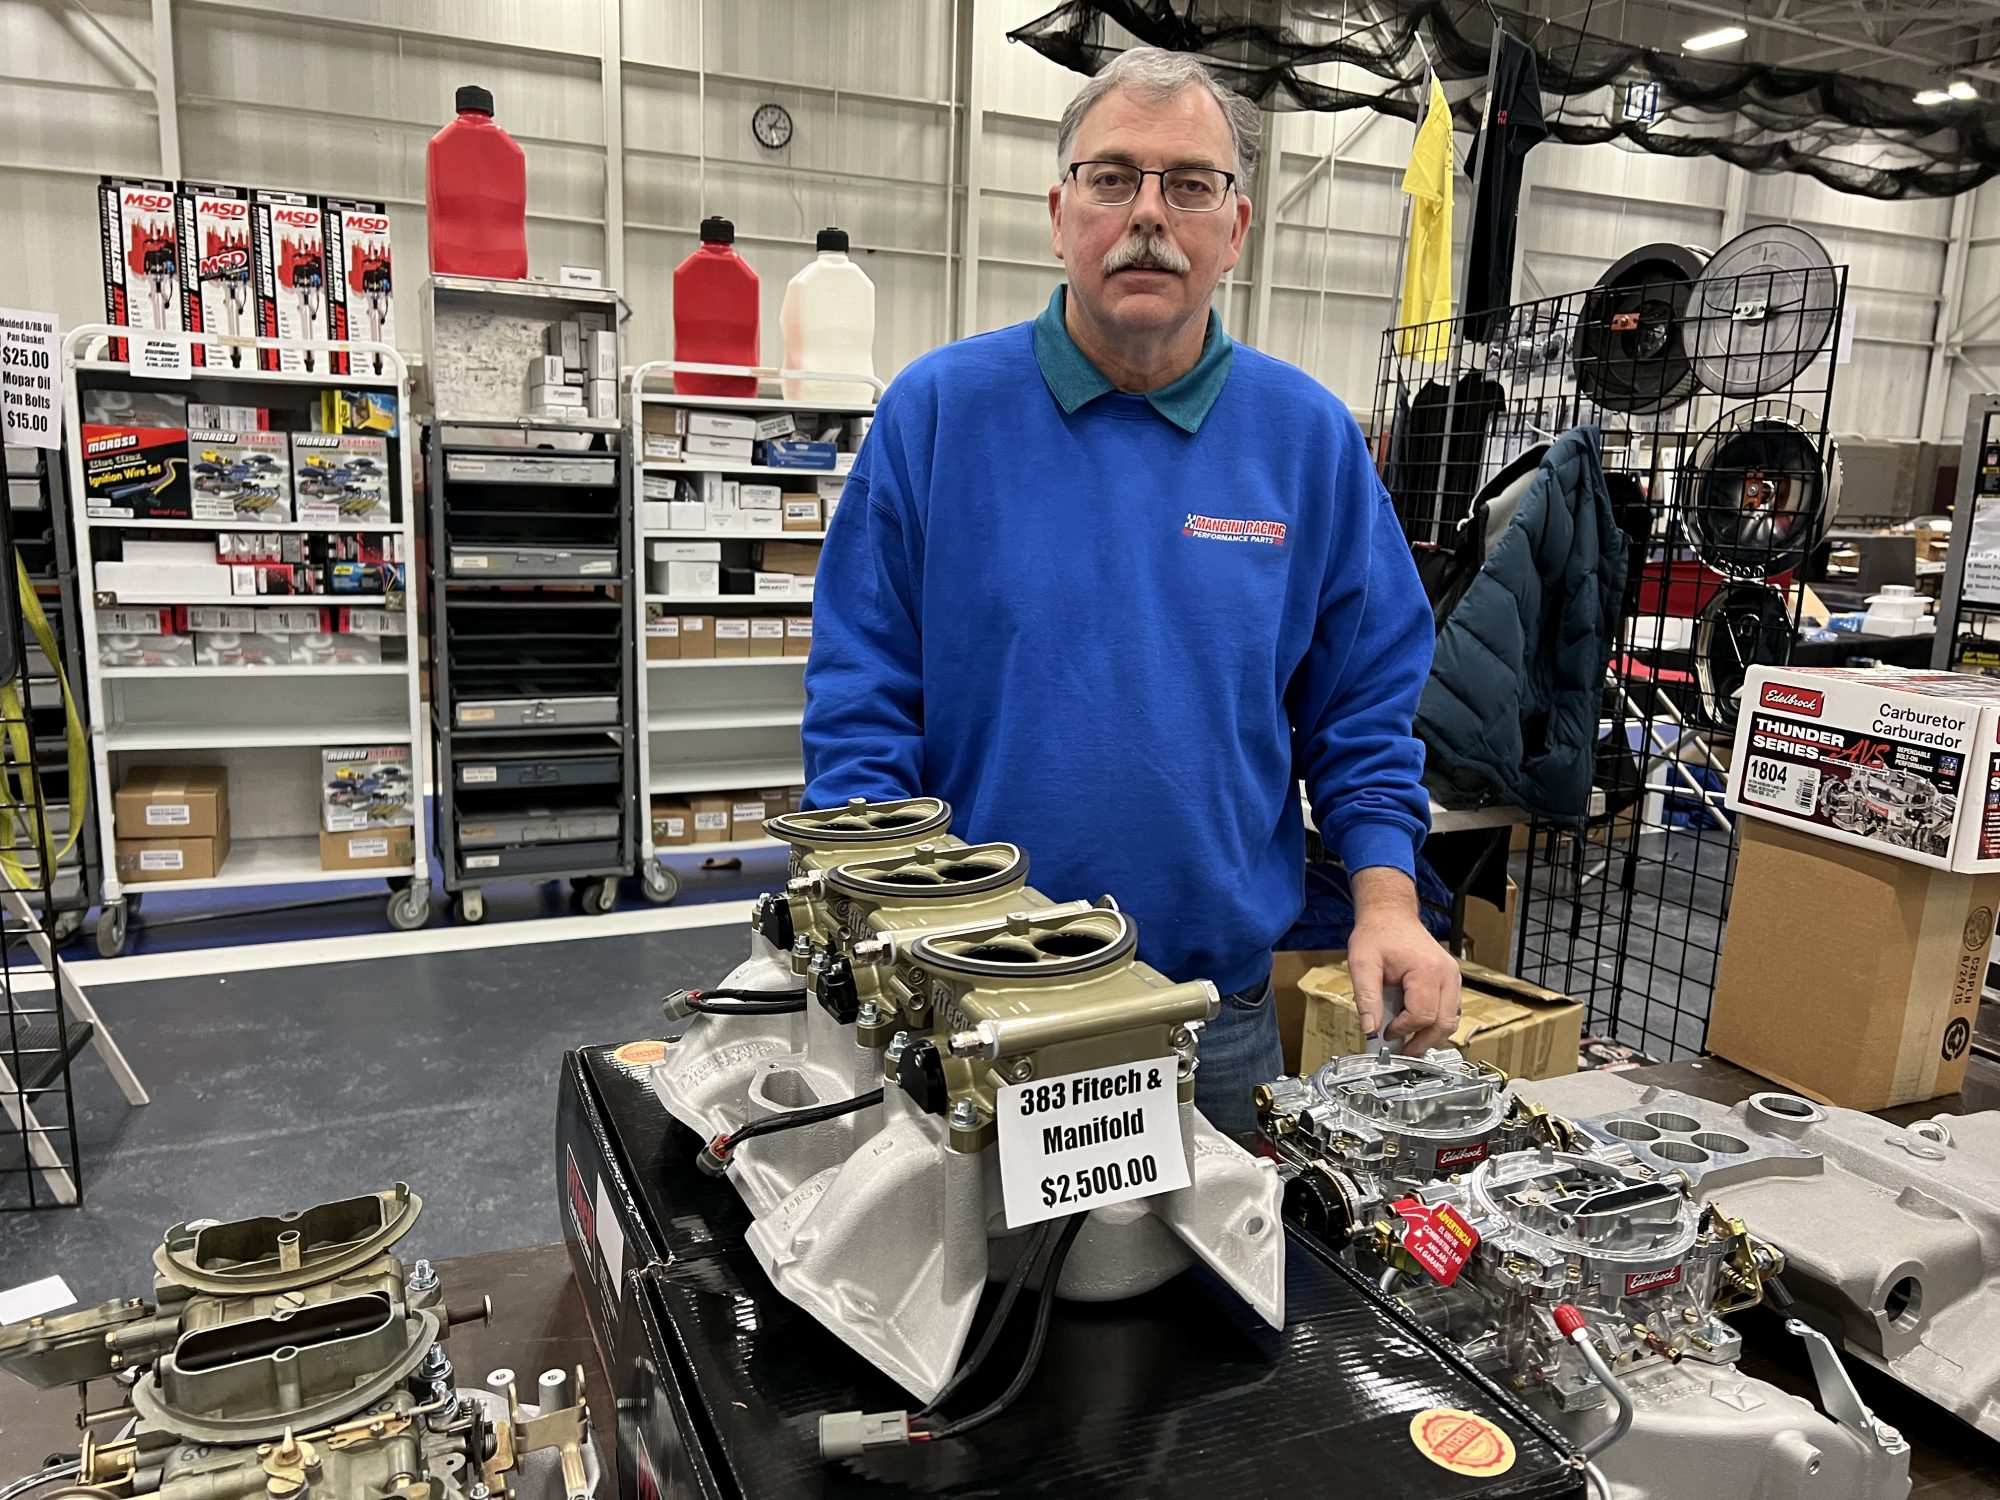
802,289,1434,996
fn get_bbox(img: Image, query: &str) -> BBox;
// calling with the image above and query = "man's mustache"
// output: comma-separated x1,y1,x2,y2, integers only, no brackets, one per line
1102,233,1190,276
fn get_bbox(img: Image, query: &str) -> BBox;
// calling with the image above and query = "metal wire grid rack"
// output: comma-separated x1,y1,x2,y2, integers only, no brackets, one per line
1372,245,1848,1060
0,445,151,1207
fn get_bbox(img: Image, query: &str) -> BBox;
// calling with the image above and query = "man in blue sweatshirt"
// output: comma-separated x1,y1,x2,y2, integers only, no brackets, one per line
803,47,1459,1134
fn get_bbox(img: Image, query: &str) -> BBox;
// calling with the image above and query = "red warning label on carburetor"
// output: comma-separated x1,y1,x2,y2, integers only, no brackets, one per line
1392,1197,1480,1286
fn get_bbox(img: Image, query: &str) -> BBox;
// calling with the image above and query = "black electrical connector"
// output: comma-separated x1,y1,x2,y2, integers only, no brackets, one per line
751,891,795,951
898,1039,950,1116
816,954,859,1025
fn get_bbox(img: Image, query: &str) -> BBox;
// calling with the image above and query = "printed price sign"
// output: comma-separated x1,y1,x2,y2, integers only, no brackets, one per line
135,333,190,380
1391,1197,1480,1286
0,308,60,449
994,1056,1189,1229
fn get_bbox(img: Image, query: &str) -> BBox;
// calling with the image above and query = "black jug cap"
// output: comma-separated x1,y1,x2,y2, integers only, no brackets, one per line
816,227,849,253
456,85,494,115
700,216,736,245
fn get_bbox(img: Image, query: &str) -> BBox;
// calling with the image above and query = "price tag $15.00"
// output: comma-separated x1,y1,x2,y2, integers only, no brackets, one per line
994,1056,1190,1229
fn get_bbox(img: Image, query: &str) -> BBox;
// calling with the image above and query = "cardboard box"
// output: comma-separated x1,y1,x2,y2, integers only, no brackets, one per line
678,615,714,660
784,616,813,657
321,745,415,831
755,540,821,576
668,500,706,530
115,830,230,883
588,330,618,382
292,432,390,525
1298,959,1582,1081
98,607,174,635
690,795,731,844
1460,877,1519,974
114,763,229,839
651,799,693,847
82,425,192,520
1707,817,1995,1109
644,607,681,661
739,484,781,511
687,411,758,441
752,572,794,599
758,787,790,823
749,617,785,658
685,433,752,463
548,318,582,371
1270,949,1344,1076
783,498,822,531
251,189,326,373
666,561,718,596
743,510,782,536
730,795,767,841
1727,665,2000,872
318,827,414,872
321,197,394,374
188,429,291,521
759,439,836,470
713,617,750,658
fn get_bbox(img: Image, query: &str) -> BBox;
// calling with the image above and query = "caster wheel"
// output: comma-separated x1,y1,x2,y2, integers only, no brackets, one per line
50,910,83,945
584,876,618,915
96,902,129,959
641,863,679,904
455,890,485,925
387,886,429,931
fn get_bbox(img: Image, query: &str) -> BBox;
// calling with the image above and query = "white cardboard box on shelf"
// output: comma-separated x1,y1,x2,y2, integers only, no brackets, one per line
668,501,706,529
685,433,753,462
739,484,781,511
752,572,795,599
687,411,759,441
1726,665,2000,872
665,562,718,596
743,510,782,536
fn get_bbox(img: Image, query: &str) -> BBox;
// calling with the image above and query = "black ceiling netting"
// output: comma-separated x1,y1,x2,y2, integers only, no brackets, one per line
1009,0,2000,199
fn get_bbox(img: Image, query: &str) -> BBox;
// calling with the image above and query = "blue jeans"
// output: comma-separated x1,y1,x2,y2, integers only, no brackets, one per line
1192,973,1284,1138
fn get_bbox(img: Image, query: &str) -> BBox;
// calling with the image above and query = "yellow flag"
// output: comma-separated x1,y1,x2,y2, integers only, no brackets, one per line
1397,77,1455,362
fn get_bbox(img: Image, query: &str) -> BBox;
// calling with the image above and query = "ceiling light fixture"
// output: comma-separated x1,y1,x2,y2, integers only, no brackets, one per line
1914,87,1953,106
1948,80,1978,100
1683,25,1748,50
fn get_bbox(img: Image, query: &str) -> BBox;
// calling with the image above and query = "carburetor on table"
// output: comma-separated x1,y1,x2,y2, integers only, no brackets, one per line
1256,1047,1566,1242
0,1185,599,1500
646,796,1286,1412
1378,1148,1777,1407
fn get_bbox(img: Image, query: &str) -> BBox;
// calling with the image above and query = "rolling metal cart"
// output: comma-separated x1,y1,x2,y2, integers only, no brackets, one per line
426,421,636,923
5,441,96,944
62,327,431,956
626,361,879,902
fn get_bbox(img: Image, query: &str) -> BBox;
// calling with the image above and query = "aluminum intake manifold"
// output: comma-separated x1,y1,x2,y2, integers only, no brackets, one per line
648,799,1284,1400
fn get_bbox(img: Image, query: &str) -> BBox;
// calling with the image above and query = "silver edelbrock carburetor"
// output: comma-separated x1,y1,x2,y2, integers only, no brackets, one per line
1259,1052,1781,1410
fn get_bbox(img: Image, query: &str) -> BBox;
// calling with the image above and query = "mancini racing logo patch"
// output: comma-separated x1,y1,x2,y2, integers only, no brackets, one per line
1184,512,1287,546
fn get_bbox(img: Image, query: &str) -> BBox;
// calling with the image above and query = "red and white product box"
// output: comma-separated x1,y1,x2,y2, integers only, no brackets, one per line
98,177,184,360
252,190,327,373
177,182,253,368
1727,665,2000,872
321,198,393,376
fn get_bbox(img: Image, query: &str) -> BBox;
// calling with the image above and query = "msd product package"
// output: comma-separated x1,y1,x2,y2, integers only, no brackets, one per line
98,177,184,360
252,189,327,373
1727,665,2000,872
322,198,393,375
292,432,390,524
177,182,254,367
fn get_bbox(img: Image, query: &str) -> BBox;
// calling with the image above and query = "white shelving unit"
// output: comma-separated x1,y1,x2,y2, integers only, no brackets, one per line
63,328,431,954
627,360,878,899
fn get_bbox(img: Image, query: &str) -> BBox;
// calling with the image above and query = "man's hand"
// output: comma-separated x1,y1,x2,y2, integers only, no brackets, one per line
1348,867,1461,1055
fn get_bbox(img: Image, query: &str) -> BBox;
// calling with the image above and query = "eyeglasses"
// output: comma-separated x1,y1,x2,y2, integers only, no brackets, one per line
1066,160,1237,213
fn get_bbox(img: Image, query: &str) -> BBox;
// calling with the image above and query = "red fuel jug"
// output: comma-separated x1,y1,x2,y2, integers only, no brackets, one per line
426,84,528,278
674,217,760,396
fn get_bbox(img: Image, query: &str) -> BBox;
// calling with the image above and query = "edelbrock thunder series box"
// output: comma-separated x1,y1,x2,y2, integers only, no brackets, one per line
1727,665,2000,872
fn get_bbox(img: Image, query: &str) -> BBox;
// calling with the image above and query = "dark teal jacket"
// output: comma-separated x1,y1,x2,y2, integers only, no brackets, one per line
1416,426,1625,823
